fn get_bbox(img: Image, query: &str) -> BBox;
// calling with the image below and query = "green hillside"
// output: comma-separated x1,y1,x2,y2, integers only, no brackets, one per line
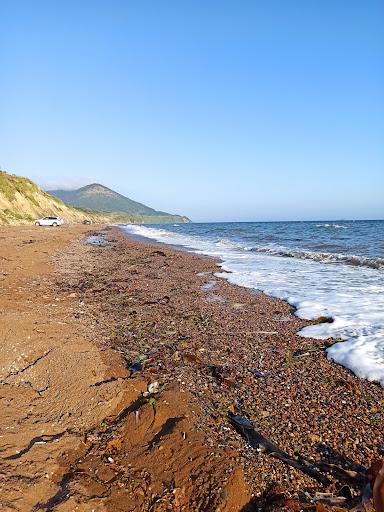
47,183,190,223
0,171,190,225
0,171,107,225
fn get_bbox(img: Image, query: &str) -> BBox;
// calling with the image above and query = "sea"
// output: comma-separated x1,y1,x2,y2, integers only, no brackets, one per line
121,220,384,388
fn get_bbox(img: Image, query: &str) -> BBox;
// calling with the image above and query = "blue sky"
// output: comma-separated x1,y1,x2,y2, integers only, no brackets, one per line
1,1,383,222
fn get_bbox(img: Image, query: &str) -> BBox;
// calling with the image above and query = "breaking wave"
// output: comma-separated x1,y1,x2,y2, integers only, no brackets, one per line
121,221,384,388
316,223,347,229
248,246,384,269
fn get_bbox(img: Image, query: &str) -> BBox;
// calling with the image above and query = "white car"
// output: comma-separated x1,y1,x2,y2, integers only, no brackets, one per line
34,216,64,227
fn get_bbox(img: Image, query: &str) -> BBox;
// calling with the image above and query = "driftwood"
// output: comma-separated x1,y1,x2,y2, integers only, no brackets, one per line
317,462,366,484
228,413,384,510
228,413,331,486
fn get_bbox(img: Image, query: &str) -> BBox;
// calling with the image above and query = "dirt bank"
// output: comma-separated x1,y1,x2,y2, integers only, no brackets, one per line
0,226,130,510
0,226,250,511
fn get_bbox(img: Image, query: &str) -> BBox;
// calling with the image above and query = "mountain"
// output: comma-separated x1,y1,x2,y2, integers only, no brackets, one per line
0,171,107,225
47,183,190,223
0,172,190,225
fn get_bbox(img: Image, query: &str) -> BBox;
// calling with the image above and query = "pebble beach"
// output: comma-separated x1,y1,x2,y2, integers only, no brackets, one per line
65,226,383,510
1,225,383,511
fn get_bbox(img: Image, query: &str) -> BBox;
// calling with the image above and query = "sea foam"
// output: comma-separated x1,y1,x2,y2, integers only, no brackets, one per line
316,223,347,229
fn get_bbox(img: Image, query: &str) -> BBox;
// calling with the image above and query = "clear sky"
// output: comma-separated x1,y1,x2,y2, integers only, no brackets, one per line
1,1,383,222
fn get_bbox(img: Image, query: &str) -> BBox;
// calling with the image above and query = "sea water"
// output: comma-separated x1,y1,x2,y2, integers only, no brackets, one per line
121,221,384,388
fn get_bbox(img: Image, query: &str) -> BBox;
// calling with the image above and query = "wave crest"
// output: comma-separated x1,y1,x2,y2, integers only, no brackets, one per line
249,246,383,269
316,223,347,229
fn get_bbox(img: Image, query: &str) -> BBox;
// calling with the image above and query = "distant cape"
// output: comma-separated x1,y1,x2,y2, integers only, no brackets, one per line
47,183,190,223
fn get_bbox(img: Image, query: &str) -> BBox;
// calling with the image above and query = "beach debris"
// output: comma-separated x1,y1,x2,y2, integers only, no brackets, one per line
228,412,380,509
293,349,312,358
228,412,331,485
143,381,159,396
249,369,265,378
207,364,223,380
316,462,366,484
145,396,158,433
305,491,347,505
206,365,240,388
232,303,246,309
145,295,170,305
177,335,191,341
293,348,323,358
313,316,334,324
128,361,142,372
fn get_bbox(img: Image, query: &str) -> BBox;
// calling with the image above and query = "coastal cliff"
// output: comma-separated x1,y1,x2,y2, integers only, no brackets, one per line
0,171,103,225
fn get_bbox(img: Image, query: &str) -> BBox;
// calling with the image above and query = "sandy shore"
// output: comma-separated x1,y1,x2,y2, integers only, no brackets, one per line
0,226,132,511
0,225,383,511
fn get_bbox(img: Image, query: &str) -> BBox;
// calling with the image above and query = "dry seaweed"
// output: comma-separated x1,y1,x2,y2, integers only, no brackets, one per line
229,412,331,485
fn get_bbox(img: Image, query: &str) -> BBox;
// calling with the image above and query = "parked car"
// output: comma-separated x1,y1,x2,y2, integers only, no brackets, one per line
34,216,64,227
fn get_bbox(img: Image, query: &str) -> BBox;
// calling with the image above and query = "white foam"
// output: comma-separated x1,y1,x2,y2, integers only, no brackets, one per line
316,223,347,229
248,245,383,269
327,337,384,387
122,224,384,387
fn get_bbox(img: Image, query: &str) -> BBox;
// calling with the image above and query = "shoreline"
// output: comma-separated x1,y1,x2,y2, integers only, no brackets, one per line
66,227,384,509
120,224,384,390
1,225,382,511
121,222,384,391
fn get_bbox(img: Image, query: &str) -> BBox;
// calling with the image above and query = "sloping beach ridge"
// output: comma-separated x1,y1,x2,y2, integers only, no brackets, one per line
1,225,383,511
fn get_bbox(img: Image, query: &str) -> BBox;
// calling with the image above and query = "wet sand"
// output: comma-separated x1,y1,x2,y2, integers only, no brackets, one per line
0,225,383,511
